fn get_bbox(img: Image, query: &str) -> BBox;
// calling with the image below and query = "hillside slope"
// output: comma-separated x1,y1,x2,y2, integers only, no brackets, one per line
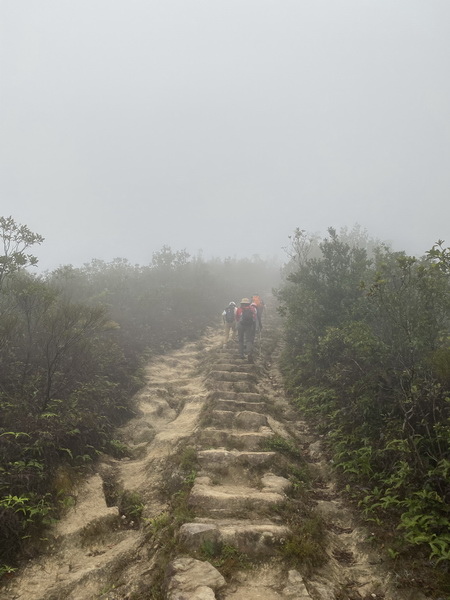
2,315,431,600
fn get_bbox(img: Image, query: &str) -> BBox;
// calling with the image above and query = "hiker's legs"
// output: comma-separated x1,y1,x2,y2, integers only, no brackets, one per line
231,321,237,339
238,324,245,357
245,324,256,359
257,307,263,330
224,322,231,344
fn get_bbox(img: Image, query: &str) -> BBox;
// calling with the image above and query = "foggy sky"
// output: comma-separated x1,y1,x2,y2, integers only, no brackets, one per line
1,1,450,271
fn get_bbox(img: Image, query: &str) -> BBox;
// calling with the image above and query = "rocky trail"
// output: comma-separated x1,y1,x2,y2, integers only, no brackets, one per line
2,314,431,600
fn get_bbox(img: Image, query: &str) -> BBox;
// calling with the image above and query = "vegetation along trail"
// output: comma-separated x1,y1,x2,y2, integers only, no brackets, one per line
1,310,435,600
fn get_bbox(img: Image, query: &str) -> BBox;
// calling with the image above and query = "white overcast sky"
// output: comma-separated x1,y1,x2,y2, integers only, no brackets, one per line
1,1,450,271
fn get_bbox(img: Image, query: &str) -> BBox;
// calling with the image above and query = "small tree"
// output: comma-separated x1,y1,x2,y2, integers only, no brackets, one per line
0,216,44,291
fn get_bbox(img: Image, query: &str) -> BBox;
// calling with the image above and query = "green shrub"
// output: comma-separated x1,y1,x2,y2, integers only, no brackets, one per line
278,228,450,579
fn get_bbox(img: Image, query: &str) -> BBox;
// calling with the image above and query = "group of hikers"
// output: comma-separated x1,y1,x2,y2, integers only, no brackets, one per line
222,295,265,362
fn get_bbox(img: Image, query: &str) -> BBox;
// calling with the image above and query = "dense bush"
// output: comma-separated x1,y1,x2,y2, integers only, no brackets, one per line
0,271,139,567
278,228,450,571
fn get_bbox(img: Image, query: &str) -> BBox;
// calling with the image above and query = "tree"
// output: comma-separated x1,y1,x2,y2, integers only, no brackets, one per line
151,245,190,270
0,216,44,291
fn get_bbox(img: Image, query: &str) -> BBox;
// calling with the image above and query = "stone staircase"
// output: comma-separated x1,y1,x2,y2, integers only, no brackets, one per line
166,345,315,600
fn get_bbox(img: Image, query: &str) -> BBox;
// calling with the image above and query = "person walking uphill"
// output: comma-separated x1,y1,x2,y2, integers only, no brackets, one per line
251,294,265,330
222,301,237,345
236,298,257,362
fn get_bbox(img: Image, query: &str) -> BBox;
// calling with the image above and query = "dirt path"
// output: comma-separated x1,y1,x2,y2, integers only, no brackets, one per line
2,317,431,600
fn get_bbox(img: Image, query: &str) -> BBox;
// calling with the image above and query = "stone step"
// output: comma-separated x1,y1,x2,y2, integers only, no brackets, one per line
208,381,258,393
213,399,266,413
218,567,313,599
234,410,268,430
209,362,253,373
212,391,263,402
218,352,250,359
208,410,268,431
179,519,289,557
197,428,274,451
208,371,257,383
38,552,311,600
197,449,276,470
189,477,288,517
207,409,235,428
146,379,190,388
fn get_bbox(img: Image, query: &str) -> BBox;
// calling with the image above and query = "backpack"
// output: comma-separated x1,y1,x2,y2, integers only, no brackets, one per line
240,306,254,326
224,306,235,323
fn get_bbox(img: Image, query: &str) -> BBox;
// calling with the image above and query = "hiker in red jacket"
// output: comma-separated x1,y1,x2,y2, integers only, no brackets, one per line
236,298,257,362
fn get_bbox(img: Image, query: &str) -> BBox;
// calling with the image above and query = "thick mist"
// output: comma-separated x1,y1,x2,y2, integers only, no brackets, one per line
1,1,450,270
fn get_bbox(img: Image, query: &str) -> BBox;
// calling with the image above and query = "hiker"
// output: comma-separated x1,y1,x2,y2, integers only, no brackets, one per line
222,301,237,344
251,294,265,330
236,298,257,362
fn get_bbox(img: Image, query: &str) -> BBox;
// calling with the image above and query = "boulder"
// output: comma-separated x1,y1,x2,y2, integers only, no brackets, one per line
166,557,225,600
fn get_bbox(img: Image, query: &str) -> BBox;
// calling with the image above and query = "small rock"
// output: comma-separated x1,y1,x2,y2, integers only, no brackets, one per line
282,569,312,599
261,473,291,493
